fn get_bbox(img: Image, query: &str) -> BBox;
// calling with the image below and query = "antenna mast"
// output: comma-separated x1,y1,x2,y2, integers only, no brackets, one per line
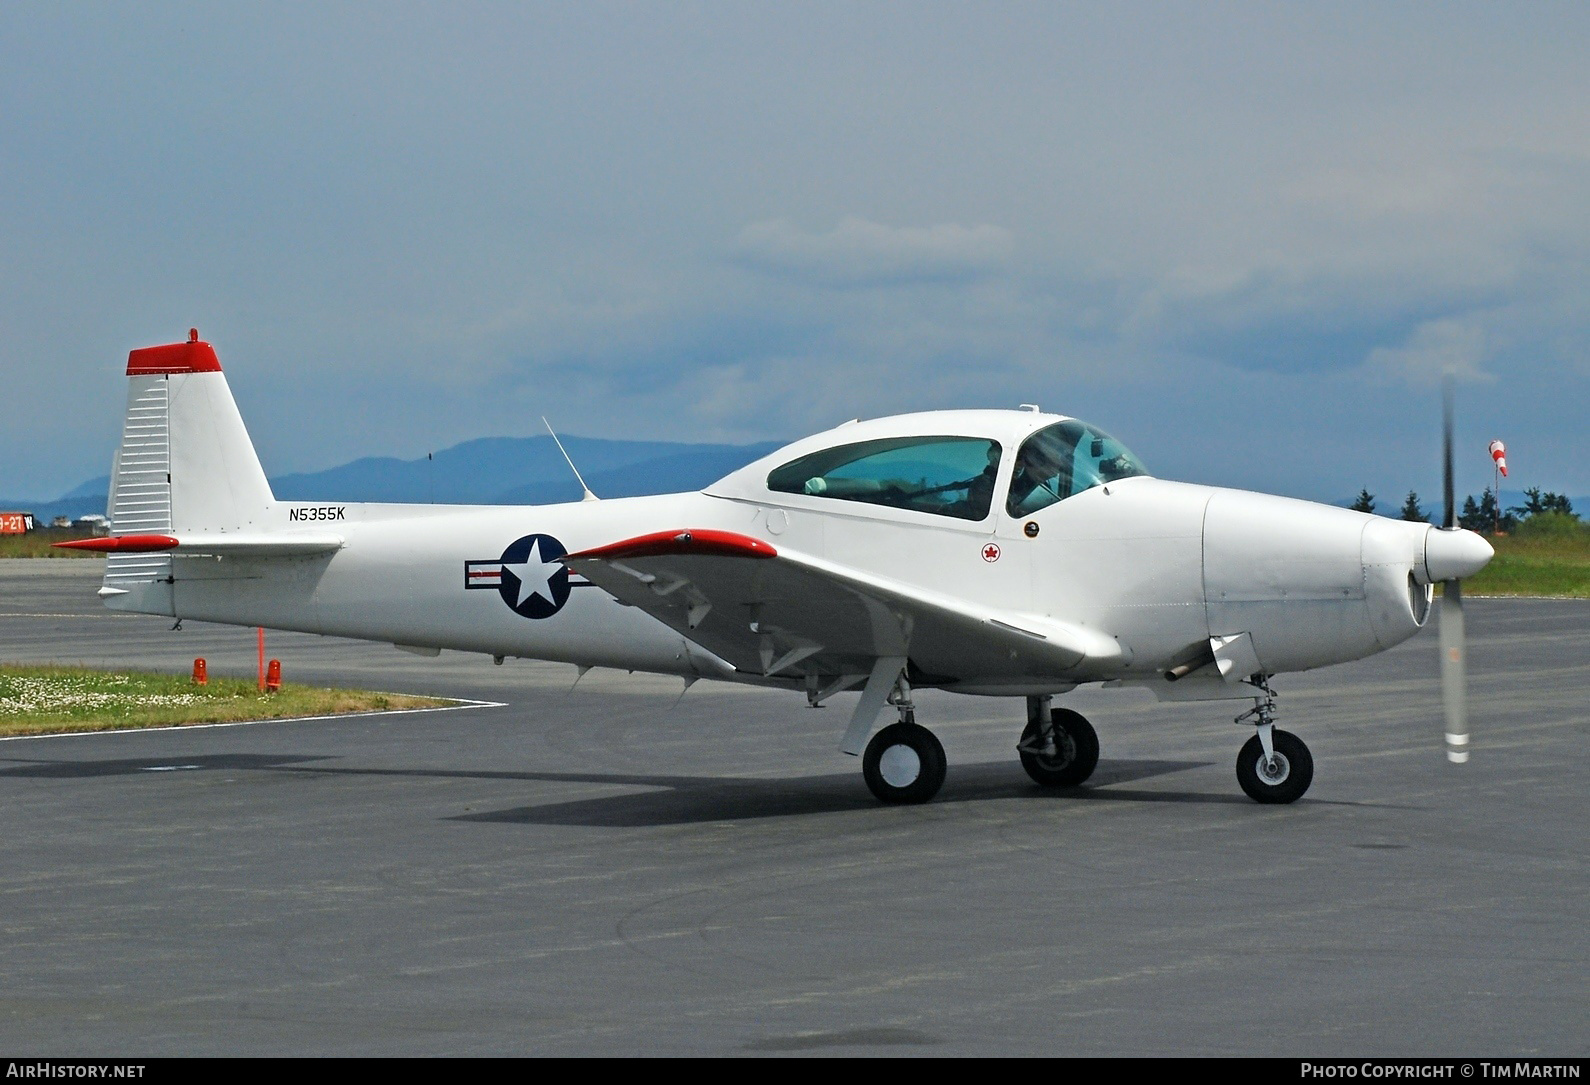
542,417,599,502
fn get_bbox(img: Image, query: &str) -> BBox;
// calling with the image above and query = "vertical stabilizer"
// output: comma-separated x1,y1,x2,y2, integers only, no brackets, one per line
100,330,275,613
128,332,274,533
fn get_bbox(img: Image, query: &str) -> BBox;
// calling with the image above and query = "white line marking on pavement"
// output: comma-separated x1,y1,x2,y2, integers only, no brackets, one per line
0,698,509,742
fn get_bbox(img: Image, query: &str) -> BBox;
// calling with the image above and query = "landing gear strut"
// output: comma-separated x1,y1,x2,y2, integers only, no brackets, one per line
1017,695,1099,787
1233,676,1313,804
860,677,947,804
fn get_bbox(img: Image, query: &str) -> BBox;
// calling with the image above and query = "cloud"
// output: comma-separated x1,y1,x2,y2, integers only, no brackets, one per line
1364,319,1492,388
4,7,1590,499
735,217,1014,287
1132,271,1483,375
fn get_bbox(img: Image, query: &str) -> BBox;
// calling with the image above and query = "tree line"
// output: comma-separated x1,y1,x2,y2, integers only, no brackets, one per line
1349,486,1577,533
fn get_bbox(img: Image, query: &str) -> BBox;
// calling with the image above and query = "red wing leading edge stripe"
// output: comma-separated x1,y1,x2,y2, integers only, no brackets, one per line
564,530,778,562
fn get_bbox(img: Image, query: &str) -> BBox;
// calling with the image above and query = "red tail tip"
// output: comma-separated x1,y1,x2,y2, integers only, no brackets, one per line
127,334,220,375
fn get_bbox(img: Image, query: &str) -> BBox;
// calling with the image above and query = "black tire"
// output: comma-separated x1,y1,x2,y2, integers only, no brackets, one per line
1236,729,1314,804
1018,709,1100,787
862,722,947,804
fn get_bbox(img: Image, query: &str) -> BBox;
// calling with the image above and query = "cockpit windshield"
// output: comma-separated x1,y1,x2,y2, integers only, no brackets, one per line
1006,420,1148,516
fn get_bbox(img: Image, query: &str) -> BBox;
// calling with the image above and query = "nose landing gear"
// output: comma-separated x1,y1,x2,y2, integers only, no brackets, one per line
1233,677,1313,804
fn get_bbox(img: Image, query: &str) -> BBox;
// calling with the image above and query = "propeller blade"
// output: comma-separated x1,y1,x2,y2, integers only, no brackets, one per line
1442,376,1456,530
1439,578,1468,763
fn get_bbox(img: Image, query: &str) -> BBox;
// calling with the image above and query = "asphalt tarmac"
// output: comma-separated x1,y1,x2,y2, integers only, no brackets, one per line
1,559,1585,1056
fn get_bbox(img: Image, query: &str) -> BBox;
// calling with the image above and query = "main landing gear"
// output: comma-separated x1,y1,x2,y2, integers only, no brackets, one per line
861,682,946,804
1233,677,1313,804
863,722,947,804
1017,694,1099,787
858,687,1104,805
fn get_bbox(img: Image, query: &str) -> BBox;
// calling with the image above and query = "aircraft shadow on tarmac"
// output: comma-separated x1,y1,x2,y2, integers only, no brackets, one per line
2,751,1400,822
449,761,1404,818
451,757,1244,827
3,752,1243,824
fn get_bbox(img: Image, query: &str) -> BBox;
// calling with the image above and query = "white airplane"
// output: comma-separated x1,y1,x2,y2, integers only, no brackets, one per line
62,331,1495,805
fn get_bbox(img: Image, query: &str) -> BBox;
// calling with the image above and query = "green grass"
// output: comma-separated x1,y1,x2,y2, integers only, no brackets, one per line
0,529,103,557
1463,514,1590,598
0,664,452,737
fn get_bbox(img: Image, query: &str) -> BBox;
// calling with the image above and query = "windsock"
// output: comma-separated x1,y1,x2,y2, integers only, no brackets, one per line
1488,439,1508,477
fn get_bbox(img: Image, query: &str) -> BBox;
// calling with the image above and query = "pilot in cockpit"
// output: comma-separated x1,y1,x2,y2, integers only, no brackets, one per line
1006,432,1074,516
952,443,1002,517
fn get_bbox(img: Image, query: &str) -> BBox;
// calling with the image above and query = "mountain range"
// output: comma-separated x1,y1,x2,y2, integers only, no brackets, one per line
4,435,1582,525
3,435,785,522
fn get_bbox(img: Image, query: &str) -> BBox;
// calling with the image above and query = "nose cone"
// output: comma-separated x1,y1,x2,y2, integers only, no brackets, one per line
1424,527,1494,583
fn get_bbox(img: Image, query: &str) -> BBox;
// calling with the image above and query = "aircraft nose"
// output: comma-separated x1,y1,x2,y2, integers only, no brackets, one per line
1423,527,1494,583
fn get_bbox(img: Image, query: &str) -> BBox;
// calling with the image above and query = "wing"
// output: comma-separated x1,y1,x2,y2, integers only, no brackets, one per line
562,529,1126,684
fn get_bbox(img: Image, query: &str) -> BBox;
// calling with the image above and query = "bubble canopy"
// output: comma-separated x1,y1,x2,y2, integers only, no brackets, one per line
739,411,1150,523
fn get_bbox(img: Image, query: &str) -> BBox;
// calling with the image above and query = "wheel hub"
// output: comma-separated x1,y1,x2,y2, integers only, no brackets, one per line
1036,730,1076,770
1257,752,1291,785
878,744,922,788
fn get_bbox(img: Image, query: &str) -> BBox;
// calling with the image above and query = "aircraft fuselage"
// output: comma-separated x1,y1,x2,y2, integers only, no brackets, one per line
106,476,1435,694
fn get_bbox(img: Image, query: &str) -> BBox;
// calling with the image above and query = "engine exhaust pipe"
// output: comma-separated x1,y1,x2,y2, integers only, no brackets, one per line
1165,642,1218,682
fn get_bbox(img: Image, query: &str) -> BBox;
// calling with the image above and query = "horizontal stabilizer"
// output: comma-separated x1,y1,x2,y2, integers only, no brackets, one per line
57,532,343,556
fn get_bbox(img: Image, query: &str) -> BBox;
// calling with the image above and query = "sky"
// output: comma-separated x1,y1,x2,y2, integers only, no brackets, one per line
3,2,1587,506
